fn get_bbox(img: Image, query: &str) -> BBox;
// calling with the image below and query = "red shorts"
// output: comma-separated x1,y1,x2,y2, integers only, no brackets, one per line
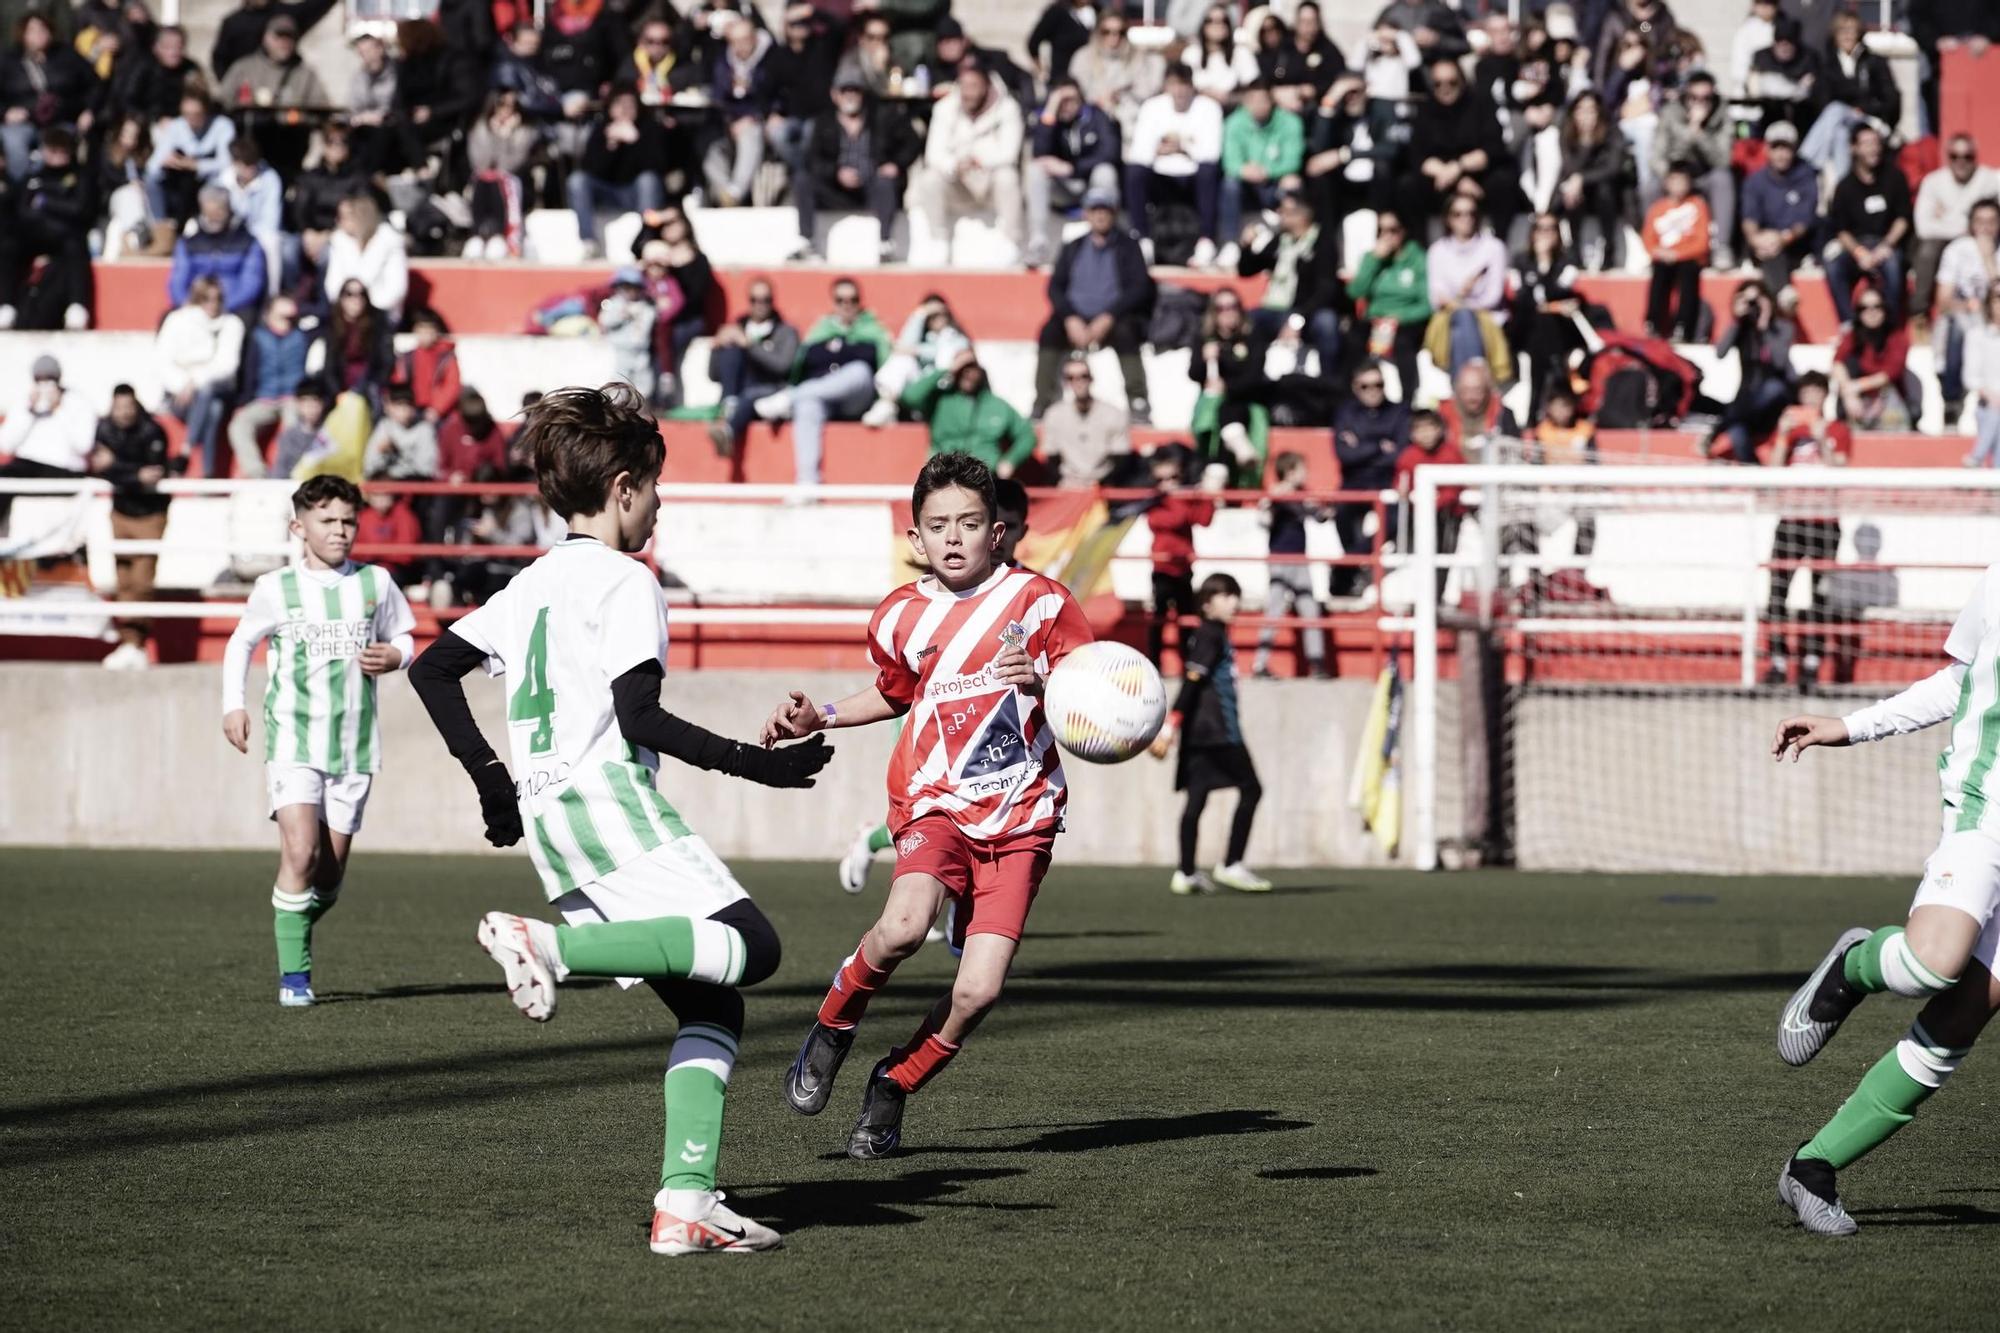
890,814,1055,943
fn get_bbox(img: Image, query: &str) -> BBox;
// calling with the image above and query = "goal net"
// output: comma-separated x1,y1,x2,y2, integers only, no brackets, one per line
1390,458,2000,876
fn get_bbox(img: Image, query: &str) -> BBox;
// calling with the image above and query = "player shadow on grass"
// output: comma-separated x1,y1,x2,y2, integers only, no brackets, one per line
836,1107,1314,1160
311,979,616,1005
729,1167,1050,1232
1849,1200,2000,1227
1257,1166,1379,1181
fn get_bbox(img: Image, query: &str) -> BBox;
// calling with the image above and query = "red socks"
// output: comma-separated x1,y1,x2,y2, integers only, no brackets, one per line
816,940,893,1030
883,1030,960,1094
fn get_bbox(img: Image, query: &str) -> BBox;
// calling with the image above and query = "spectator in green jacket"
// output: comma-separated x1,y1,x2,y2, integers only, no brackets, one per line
754,276,895,487
1220,80,1304,265
900,348,1037,478
1344,210,1432,404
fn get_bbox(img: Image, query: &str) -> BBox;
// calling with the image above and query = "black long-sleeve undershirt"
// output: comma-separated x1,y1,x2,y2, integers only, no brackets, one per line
410,630,499,774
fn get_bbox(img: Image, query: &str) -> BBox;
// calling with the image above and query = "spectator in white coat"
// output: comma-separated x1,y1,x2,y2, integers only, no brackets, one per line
154,275,247,477
908,58,1025,264
1126,63,1228,266
322,194,409,321
1913,135,2000,330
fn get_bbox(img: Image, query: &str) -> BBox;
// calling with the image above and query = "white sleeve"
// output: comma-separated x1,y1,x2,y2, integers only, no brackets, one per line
1944,571,1989,665
451,594,507,677
374,576,418,668
221,578,282,714
595,562,669,677
1841,664,1968,744
1189,97,1224,163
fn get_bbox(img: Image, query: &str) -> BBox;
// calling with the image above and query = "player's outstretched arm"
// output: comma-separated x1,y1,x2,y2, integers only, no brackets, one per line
759,685,903,747
409,631,523,847
612,662,834,788
1772,714,1851,762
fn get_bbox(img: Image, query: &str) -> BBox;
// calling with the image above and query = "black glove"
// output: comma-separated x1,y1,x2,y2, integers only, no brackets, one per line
723,733,834,789
471,760,523,847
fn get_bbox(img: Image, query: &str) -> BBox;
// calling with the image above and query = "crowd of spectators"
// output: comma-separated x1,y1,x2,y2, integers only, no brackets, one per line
9,1,2000,670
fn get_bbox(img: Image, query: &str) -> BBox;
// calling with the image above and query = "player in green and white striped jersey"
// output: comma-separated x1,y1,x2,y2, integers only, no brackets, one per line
1770,565,2000,1235
410,385,831,1256
221,476,416,1009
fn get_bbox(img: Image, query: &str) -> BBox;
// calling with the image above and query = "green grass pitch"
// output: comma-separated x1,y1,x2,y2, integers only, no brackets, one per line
5,849,2000,1330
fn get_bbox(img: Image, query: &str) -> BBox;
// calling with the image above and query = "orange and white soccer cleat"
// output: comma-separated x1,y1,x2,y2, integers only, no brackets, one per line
649,1191,782,1256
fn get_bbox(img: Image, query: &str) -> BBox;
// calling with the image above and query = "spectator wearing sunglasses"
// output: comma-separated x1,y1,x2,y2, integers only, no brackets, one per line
1912,136,2000,334
1401,57,1512,236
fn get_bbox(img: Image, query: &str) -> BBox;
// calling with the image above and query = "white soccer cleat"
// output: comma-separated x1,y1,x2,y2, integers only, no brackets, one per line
837,821,879,895
1211,862,1273,893
1169,870,1215,896
475,911,560,1022
649,1190,782,1255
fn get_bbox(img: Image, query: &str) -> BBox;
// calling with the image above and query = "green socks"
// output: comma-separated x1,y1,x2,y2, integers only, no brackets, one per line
866,824,894,855
1798,1048,1937,1170
554,917,748,986
1842,925,1955,997
659,1022,738,1191
274,906,311,975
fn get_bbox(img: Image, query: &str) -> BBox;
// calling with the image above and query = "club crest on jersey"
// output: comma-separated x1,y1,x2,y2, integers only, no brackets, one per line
898,830,928,856
999,620,1027,650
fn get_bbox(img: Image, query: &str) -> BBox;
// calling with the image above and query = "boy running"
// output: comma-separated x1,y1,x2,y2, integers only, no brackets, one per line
764,455,1092,1159
221,475,416,1007
1150,573,1273,895
408,384,831,1255
1771,563,2000,1234
837,477,1033,902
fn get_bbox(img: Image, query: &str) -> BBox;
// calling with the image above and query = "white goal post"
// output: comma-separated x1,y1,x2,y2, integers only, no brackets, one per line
1390,463,2000,876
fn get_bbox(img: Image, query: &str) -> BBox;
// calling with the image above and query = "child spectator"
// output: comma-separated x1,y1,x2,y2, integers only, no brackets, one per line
1251,451,1329,679
1832,287,1919,430
1146,446,1219,666
1529,384,1596,465
1643,161,1711,343
1764,370,1847,689
358,488,424,590
437,390,507,483
1393,408,1466,595
364,384,439,481
271,380,336,479
597,267,661,403
391,309,462,423
1150,572,1273,896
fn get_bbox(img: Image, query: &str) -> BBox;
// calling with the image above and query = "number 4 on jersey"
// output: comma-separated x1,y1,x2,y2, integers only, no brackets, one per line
510,607,557,754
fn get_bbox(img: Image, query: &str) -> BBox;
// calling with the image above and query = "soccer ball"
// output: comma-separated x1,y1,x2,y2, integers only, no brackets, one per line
1042,642,1168,764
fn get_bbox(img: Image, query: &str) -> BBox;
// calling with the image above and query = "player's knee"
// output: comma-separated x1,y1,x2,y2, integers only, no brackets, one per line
951,972,1005,1018
1885,928,1961,998
1896,1019,1971,1090
711,899,781,987
872,911,931,959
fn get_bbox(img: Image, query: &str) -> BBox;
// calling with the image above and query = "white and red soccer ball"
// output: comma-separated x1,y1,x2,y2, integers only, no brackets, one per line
1042,641,1168,764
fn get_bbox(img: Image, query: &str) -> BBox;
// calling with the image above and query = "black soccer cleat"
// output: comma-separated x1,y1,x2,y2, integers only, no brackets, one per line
784,1021,854,1116
1778,927,1870,1067
846,1061,906,1160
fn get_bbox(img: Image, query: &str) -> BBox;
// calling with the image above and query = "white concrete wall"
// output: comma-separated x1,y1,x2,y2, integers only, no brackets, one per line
0,664,1401,870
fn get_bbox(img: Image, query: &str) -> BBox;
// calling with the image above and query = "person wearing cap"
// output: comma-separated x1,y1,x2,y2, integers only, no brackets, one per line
898,347,1037,479
1025,74,1124,268
217,13,329,112
1747,15,1823,132
1740,119,1822,290
597,266,664,403
210,0,341,83
1124,62,1224,268
1034,189,1154,421
793,73,919,261
909,56,1025,264
0,356,100,532
1648,68,1736,268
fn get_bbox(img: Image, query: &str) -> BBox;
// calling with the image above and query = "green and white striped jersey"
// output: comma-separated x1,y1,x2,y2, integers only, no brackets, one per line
222,561,418,775
452,536,688,901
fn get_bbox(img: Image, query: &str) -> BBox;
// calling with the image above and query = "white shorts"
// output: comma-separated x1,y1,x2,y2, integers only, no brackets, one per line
1912,826,2000,974
552,835,748,988
267,765,373,836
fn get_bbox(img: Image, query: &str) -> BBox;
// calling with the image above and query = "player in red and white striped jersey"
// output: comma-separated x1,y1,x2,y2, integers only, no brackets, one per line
761,455,1093,1158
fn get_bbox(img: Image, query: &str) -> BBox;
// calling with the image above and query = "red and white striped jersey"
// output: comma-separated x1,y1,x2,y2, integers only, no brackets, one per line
868,565,1094,841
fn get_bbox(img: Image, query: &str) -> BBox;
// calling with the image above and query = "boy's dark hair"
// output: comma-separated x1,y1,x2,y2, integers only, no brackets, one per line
1410,408,1444,432
522,383,664,517
993,476,1029,518
911,452,997,521
384,383,416,406
411,306,446,331
1797,369,1831,393
296,376,330,401
110,382,137,400
1273,450,1307,477
230,137,263,166
292,475,362,513
1198,572,1242,605
40,126,74,154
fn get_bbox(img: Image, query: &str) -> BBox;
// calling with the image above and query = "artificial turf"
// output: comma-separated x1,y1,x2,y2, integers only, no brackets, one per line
4,848,1998,1331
